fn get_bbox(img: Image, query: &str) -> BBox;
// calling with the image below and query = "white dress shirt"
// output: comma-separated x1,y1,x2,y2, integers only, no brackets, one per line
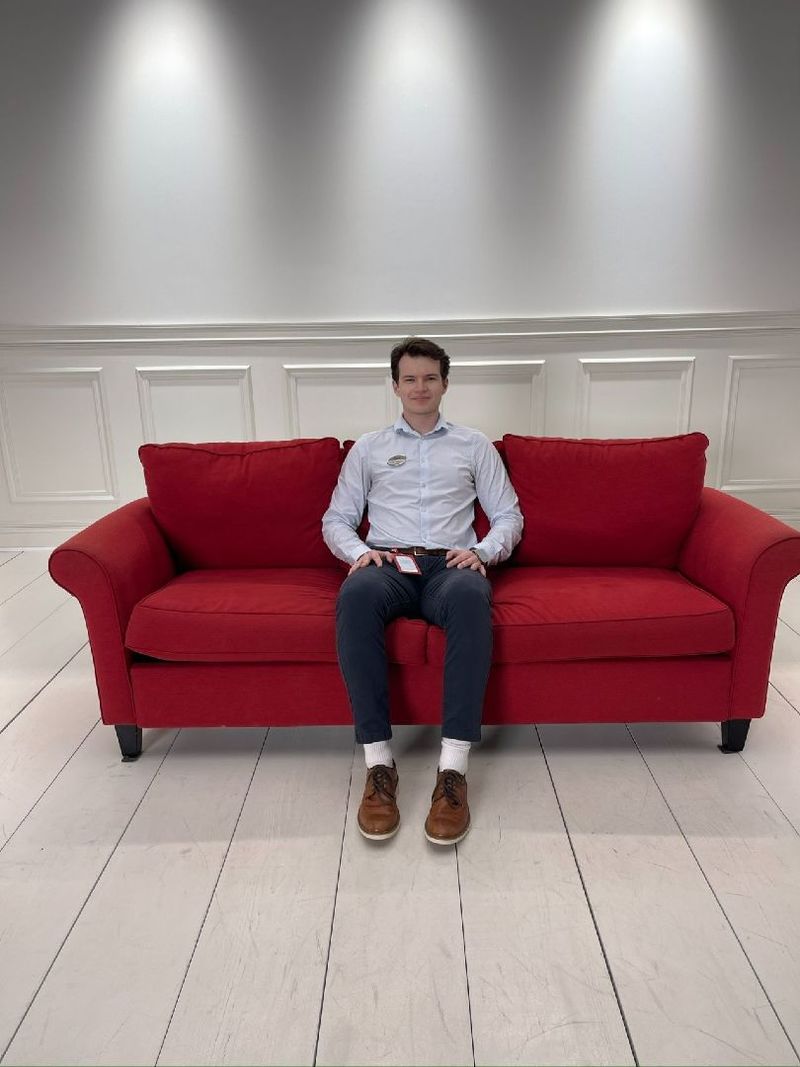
322,414,523,566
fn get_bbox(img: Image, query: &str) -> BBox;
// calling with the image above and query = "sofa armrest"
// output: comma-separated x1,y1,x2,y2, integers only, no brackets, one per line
679,487,800,717
48,498,176,725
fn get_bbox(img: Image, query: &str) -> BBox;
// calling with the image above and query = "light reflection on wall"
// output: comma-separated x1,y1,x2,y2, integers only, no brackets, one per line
86,0,263,319
2,0,797,323
331,0,501,316
559,0,720,299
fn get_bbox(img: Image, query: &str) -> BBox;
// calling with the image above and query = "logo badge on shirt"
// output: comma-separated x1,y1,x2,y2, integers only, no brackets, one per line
387,454,407,467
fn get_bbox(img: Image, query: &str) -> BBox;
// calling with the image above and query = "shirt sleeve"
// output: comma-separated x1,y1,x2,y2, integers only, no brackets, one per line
322,438,373,564
471,434,524,565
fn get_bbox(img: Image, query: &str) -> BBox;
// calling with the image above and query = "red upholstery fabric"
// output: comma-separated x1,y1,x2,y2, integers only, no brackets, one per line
481,656,733,724
128,564,734,669
129,655,733,728
680,487,800,717
47,441,800,742
139,439,341,568
426,566,734,665
131,662,354,727
48,499,175,724
503,433,708,566
125,568,428,665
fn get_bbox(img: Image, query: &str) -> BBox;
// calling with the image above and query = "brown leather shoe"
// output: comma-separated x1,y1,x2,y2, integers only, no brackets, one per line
425,769,470,845
357,764,400,840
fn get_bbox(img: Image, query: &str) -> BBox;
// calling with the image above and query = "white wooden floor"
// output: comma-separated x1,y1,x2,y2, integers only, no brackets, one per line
1,550,800,1067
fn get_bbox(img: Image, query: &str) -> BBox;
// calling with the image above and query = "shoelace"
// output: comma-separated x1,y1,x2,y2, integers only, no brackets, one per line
438,771,463,808
368,766,396,801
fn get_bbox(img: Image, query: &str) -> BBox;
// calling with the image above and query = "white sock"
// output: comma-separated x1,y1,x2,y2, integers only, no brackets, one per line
439,737,471,775
364,739,394,769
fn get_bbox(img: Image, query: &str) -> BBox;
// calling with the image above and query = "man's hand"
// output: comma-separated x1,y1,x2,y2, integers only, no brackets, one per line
446,548,486,577
348,549,395,576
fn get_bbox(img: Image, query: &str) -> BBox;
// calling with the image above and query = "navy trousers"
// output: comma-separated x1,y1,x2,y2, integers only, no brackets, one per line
335,556,493,744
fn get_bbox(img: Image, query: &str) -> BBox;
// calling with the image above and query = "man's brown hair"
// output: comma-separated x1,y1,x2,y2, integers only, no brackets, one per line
390,337,450,383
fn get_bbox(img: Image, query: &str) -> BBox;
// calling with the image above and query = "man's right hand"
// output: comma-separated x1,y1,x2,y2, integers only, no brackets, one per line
348,550,395,576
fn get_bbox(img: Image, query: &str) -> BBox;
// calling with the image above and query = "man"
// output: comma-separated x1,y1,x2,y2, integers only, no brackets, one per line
322,337,523,845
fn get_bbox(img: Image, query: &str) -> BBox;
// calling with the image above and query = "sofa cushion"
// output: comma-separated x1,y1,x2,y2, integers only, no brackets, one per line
426,566,734,665
139,439,342,568
125,568,428,665
503,433,708,566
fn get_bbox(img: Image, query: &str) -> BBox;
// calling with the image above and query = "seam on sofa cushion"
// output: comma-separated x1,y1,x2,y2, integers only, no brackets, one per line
134,607,729,625
129,647,339,657
140,439,338,458
491,608,730,626
136,605,338,616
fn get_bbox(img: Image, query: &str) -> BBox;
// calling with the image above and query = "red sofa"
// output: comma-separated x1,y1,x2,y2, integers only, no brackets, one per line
48,433,800,761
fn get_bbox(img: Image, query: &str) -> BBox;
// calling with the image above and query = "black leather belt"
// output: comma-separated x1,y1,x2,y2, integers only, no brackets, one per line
369,545,449,556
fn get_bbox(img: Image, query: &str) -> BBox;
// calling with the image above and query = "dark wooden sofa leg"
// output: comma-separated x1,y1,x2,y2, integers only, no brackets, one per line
719,718,751,753
115,725,143,762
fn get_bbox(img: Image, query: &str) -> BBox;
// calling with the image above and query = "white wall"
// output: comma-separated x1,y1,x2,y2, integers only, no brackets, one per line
2,313,799,545
2,1,799,546
1,0,799,326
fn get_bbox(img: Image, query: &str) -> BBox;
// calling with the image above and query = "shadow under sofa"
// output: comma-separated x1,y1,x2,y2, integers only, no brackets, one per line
48,433,800,761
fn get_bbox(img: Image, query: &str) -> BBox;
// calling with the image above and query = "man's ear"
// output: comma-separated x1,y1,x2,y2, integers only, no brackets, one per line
392,379,400,396
442,378,449,393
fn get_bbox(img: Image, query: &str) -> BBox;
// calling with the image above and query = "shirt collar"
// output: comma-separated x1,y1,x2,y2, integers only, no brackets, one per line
393,413,449,438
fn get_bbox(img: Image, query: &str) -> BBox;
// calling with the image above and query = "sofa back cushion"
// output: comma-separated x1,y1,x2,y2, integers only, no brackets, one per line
502,432,708,566
139,439,342,568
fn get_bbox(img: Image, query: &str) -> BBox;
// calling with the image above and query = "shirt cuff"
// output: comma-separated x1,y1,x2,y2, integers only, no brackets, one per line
349,542,371,565
472,543,491,566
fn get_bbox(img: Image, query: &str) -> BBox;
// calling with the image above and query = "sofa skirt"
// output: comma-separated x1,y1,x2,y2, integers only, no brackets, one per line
127,654,736,729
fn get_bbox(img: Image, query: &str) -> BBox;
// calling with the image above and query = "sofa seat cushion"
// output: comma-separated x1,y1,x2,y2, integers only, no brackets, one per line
125,568,428,665
427,567,735,665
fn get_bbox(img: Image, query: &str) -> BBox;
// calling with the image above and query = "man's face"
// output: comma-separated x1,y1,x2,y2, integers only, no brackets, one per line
392,354,448,418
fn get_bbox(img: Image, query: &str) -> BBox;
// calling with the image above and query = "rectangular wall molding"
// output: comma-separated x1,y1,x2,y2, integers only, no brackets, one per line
1,312,799,546
576,357,695,438
0,368,117,504
717,356,800,492
136,365,256,443
283,363,398,439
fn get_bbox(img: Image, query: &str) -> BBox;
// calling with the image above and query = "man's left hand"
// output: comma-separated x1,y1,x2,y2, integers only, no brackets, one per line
446,548,486,576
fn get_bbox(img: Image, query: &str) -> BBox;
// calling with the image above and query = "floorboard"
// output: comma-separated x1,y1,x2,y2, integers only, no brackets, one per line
538,722,798,1066
315,725,473,1067
741,685,800,835
0,574,70,658
770,620,800,715
0,645,95,849
458,725,634,1066
0,553,49,605
779,577,800,635
1,553,799,1066
3,728,264,1067
157,726,354,1067
630,720,800,1055
0,726,176,1061
0,598,88,732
